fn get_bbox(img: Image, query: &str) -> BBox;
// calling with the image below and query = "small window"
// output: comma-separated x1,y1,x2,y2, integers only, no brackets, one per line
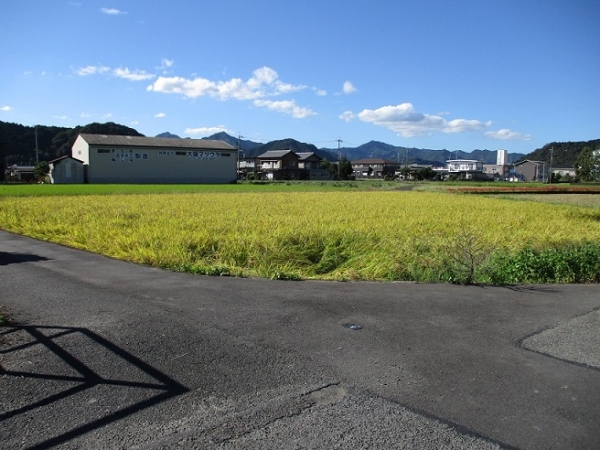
97,149,111,154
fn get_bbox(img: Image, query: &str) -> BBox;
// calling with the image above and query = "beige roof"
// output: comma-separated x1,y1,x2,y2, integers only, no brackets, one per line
78,133,236,150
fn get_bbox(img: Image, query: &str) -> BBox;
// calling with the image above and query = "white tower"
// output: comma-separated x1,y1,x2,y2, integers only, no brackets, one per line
497,149,507,166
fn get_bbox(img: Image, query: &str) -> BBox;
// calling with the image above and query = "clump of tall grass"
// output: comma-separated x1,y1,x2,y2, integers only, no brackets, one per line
480,241,600,284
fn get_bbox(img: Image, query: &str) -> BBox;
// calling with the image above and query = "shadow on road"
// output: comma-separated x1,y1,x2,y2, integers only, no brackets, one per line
0,251,50,266
0,325,189,449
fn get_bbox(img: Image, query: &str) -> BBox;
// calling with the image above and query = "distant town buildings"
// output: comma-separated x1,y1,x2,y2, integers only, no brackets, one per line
8,137,574,184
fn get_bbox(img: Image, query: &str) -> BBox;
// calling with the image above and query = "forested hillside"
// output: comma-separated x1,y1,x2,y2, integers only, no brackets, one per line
520,140,600,166
0,121,143,165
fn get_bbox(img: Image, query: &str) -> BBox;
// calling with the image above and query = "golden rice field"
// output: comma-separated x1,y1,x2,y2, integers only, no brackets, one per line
1,190,600,282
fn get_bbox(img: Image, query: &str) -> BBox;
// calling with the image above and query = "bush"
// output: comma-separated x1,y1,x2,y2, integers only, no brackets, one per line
482,242,600,284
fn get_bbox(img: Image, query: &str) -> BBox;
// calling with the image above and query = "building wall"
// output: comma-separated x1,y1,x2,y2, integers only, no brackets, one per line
483,164,510,177
74,137,236,183
515,161,546,182
49,158,84,184
447,160,484,172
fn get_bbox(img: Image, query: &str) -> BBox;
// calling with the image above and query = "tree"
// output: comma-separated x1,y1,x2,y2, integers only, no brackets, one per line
338,156,354,180
416,167,436,181
574,146,600,182
322,157,353,180
33,161,49,181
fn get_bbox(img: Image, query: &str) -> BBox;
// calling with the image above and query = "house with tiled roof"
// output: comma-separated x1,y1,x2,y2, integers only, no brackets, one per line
256,150,300,180
351,158,401,179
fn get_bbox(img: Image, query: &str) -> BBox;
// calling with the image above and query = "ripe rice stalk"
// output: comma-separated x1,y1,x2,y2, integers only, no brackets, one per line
1,191,600,281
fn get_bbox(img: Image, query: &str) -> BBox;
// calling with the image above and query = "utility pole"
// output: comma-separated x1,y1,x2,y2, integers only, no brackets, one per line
236,134,245,180
547,146,554,183
337,138,343,179
35,126,39,164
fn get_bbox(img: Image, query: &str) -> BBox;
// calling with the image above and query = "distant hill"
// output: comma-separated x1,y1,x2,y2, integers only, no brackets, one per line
320,141,524,165
155,132,181,139
202,132,263,152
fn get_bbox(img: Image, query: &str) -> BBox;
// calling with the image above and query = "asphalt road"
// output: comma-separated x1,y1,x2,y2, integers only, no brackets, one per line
1,230,599,449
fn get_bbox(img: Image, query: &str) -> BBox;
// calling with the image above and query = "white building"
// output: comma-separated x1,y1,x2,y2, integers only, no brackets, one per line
72,134,237,184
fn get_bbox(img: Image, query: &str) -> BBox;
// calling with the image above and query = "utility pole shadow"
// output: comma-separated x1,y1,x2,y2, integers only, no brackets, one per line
0,325,189,449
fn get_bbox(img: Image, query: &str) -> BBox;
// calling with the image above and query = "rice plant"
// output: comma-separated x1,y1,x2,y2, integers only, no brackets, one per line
1,190,599,283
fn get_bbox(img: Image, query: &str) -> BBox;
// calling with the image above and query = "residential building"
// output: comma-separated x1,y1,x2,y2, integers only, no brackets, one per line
6,164,35,182
238,156,259,179
446,159,488,180
482,163,511,179
352,158,401,178
256,150,300,180
513,160,547,182
72,134,237,184
551,166,576,181
296,152,332,180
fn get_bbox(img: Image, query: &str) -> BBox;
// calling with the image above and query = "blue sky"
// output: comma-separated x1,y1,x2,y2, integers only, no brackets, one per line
1,1,599,153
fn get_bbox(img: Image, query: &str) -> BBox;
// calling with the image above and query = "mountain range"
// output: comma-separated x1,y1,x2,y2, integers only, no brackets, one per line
2,120,598,167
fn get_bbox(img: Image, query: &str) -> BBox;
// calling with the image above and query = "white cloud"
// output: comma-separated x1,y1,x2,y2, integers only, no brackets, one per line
1,106,12,111
315,89,327,97
253,99,316,119
485,128,532,141
131,120,139,125
52,115,68,120
158,59,174,73
147,66,307,101
344,103,490,137
75,65,155,81
75,65,110,76
113,67,155,81
343,81,357,94
184,126,230,136
154,112,166,118
103,113,113,118
339,111,355,122
80,112,91,118
444,118,490,133
101,7,126,15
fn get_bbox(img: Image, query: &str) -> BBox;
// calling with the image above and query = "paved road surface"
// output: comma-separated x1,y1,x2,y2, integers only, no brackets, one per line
1,230,599,449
